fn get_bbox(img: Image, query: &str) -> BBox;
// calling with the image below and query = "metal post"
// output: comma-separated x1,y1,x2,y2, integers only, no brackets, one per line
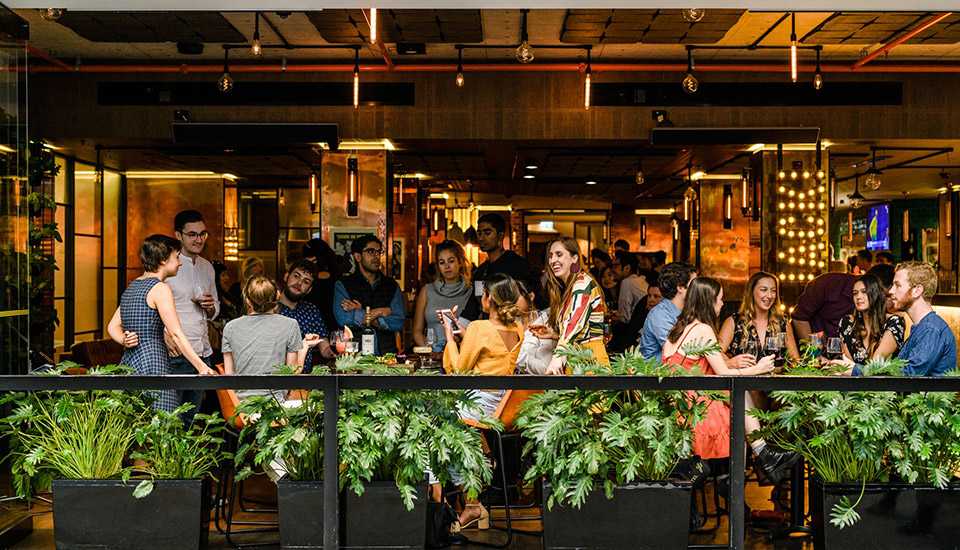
729,382,745,550
323,377,340,550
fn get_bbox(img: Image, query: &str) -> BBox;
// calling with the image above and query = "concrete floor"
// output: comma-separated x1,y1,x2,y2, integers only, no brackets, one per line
10,473,814,550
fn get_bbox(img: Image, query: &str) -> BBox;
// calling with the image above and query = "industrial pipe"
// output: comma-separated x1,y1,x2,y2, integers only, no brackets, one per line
851,12,953,71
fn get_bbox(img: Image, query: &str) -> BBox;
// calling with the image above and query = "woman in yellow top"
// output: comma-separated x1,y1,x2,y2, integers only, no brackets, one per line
439,272,523,531
532,236,609,374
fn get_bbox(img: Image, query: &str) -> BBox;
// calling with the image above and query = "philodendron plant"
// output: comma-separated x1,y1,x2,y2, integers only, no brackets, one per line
233,358,500,511
1,363,225,499
751,356,960,528
516,340,722,510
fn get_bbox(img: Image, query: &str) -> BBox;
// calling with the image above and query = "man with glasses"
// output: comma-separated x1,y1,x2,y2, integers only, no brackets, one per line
333,235,404,355
165,209,219,424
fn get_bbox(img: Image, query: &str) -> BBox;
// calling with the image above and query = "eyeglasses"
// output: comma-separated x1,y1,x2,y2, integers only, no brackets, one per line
362,248,384,257
182,231,209,240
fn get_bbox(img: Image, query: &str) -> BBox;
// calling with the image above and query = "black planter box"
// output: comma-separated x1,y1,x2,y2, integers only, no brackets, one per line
52,478,211,550
810,477,960,550
542,480,692,550
276,479,428,550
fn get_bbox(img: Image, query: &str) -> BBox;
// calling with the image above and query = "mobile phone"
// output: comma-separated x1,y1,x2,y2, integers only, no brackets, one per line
438,309,461,334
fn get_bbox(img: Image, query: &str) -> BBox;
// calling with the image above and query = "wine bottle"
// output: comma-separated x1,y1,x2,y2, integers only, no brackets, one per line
361,306,376,356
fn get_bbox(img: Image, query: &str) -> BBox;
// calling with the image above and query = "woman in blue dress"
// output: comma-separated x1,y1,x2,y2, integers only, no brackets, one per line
107,234,215,412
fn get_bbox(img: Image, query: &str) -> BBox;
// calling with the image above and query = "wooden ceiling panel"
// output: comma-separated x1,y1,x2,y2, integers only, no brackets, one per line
54,11,246,43
561,9,744,45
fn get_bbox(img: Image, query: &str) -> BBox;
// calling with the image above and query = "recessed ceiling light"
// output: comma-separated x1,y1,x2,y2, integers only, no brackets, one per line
585,180,597,185
523,174,535,179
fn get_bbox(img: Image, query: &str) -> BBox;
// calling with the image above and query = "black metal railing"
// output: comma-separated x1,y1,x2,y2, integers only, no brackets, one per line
4,373,960,550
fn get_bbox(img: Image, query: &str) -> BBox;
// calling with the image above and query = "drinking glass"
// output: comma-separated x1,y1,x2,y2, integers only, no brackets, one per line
193,284,209,317
827,337,843,360
425,328,437,348
764,337,780,358
809,333,823,357
602,323,613,345
743,339,759,360
344,340,358,354
331,331,346,355
522,309,541,328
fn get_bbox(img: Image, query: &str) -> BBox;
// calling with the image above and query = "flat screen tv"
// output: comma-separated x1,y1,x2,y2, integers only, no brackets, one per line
867,204,890,250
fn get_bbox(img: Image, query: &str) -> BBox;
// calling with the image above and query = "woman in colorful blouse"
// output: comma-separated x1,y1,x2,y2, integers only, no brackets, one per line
532,236,609,374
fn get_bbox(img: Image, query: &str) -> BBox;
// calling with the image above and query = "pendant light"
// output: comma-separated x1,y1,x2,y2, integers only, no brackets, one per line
455,49,465,88
683,165,697,221
683,8,705,22
347,156,359,217
682,50,698,93
635,154,644,185
516,10,534,63
39,8,64,21
353,49,360,109
217,49,234,93
790,13,798,83
813,49,823,90
584,49,592,110
849,174,865,210
251,12,262,56
864,149,883,190
369,8,377,43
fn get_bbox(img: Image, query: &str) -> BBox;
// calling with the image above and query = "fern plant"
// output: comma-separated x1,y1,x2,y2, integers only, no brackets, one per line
516,341,721,510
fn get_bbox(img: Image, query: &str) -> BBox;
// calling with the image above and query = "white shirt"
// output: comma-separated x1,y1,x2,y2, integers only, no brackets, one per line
165,253,219,357
618,273,648,325
516,310,556,375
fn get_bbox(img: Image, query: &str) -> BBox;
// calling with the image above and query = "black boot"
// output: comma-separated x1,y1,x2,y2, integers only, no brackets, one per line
754,447,800,484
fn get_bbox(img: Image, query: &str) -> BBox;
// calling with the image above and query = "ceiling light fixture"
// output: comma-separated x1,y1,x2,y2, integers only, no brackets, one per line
636,154,644,185
347,156,359,217
584,48,592,110
683,165,697,222
309,166,319,213
516,9,534,64
585,180,597,185
525,158,538,170
864,148,883,190
251,12,261,56
640,217,647,245
369,7,377,44
790,13,798,83
217,49,234,93
353,50,360,109
849,173,865,209
813,49,823,90
455,48,465,88
683,8,705,22
682,49,698,94
39,8,64,21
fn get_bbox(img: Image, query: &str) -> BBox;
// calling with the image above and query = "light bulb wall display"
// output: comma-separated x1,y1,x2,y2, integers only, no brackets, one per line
769,149,829,290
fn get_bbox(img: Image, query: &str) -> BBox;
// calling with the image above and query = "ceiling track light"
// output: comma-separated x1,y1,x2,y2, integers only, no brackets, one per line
682,49,698,93
516,9,534,63
864,148,883,190
251,12,261,56
584,48,592,110
790,13,798,83
813,48,823,90
353,49,360,109
455,48,465,88
217,49,233,93
369,7,377,44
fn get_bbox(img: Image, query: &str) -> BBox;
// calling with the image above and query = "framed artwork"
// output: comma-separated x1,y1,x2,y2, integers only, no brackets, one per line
330,227,378,275
391,237,405,288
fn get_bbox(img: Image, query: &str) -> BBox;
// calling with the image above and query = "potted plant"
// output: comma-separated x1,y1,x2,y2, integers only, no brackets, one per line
1,364,225,550
515,343,719,550
234,358,496,549
751,356,960,550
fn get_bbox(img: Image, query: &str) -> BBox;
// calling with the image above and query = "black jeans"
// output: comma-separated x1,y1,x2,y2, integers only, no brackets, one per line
169,353,211,425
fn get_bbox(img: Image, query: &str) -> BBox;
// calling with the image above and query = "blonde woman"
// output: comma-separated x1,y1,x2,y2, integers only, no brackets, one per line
531,236,609,374
719,271,799,367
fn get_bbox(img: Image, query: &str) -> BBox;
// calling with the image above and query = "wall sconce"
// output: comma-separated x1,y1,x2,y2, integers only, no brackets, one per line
431,205,441,234
847,211,854,243
671,215,680,241
347,156,359,217
740,168,750,215
308,168,319,213
723,184,733,230
640,217,647,246
947,195,953,238
903,209,910,242
395,173,405,214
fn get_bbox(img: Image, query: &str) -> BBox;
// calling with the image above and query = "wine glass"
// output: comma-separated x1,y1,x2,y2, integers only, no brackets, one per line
827,337,843,360
602,323,613,345
424,328,438,366
743,338,759,361
522,309,541,329
331,330,346,355
765,337,781,374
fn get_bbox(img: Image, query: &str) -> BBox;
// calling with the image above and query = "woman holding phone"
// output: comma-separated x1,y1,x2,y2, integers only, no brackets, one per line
413,240,473,351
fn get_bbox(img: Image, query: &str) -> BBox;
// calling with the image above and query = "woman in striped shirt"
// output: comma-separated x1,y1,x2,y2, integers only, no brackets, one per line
532,236,610,374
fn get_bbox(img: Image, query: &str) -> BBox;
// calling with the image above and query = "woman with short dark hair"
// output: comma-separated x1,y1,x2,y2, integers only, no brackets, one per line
107,234,216,412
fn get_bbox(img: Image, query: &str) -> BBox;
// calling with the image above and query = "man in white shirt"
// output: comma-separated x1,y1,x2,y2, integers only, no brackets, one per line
165,210,219,424
612,250,648,325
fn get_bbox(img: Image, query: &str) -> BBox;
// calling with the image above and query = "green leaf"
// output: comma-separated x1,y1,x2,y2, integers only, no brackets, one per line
133,480,154,499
